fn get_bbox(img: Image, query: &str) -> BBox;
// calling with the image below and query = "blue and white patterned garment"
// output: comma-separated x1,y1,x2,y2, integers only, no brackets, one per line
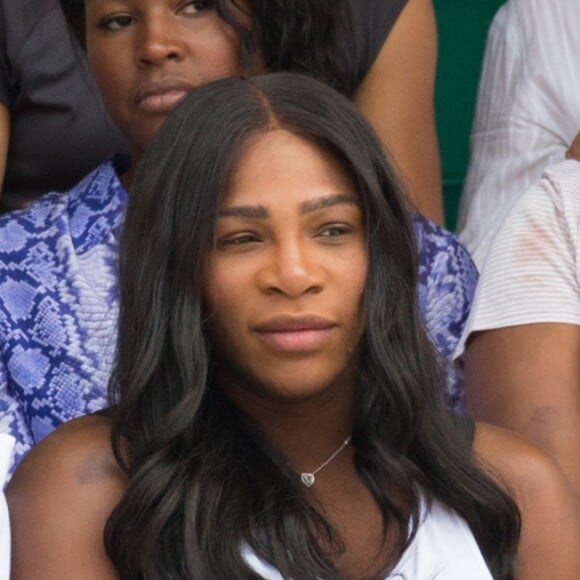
0,158,477,475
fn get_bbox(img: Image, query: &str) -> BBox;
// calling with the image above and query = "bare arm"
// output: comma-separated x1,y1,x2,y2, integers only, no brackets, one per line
473,422,580,579
0,103,9,192
6,417,124,579
465,324,580,499
566,131,580,161
352,0,443,224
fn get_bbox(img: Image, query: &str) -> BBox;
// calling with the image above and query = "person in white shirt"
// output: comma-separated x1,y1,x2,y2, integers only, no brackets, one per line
0,434,14,580
456,0,580,268
456,159,580,499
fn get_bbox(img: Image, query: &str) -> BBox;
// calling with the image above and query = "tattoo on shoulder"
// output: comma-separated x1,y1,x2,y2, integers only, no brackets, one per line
76,450,120,485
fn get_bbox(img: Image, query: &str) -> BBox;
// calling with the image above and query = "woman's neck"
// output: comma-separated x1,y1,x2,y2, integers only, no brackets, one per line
219,371,397,578
220,370,359,478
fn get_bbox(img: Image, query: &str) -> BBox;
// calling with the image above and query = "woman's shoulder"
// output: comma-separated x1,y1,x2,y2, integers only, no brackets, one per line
8,413,123,496
7,415,125,577
7,415,125,539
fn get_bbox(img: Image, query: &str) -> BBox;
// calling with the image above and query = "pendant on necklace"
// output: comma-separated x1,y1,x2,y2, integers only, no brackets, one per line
298,435,352,488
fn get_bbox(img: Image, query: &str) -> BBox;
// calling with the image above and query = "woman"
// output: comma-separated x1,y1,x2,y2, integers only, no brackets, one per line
62,0,441,215
7,75,579,579
1,0,441,219
0,0,470,474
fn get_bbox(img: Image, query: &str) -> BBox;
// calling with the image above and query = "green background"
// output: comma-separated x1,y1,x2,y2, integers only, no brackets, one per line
434,0,505,229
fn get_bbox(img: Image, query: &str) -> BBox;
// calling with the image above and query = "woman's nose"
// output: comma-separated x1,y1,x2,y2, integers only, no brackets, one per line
136,17,185,66
257,241,325,297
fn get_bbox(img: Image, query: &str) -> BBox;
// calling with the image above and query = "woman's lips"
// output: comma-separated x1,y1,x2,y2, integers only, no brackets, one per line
135,79,194,114
253,316,336,352
136,90,188,114
256,328,335,351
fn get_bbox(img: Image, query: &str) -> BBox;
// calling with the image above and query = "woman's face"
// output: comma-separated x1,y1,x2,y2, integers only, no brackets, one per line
84,0,245,154
203,129,368,404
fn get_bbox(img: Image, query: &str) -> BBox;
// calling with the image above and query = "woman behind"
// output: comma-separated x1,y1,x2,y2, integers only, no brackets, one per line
0,0,441,221
8,75,579,579
0,0,470,475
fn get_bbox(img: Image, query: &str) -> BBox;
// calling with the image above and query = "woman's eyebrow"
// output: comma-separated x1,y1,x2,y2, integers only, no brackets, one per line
217,205,269,219
217,194,359,219
300,193,360,214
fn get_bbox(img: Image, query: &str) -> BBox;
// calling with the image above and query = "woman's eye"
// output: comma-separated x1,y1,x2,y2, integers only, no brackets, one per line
98,14,135,31
318,224,352,238
220,233,261,247
180,0,214,14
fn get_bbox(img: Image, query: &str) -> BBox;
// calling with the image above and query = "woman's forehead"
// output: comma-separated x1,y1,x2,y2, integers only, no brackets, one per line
222,130,358,206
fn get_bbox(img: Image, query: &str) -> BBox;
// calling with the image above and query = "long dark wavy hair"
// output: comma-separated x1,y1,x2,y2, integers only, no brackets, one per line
107,73,520,579
58,0,358,95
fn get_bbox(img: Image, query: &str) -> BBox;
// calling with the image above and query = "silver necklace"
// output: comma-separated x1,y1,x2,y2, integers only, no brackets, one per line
300,435,352,487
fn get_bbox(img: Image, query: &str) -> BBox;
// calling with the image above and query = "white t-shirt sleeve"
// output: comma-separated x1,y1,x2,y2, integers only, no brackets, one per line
456,160,580,359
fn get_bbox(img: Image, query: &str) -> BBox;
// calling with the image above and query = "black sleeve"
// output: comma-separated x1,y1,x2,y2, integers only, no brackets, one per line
0,0,17,107
348,0,409,85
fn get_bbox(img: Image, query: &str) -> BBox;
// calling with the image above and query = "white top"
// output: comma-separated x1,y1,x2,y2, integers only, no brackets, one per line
456,0,580,268
242,498,492,579
455,160,580,358
0,434,14,580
